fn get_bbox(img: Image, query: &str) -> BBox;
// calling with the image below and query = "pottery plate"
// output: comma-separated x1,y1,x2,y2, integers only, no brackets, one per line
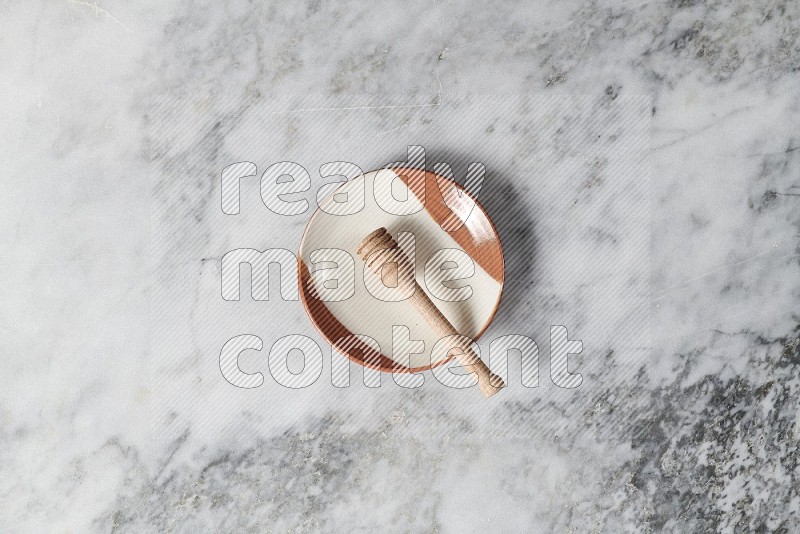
298,167,504,372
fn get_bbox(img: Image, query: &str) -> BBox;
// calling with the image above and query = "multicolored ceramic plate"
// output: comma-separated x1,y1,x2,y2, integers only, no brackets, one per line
298,167,504,373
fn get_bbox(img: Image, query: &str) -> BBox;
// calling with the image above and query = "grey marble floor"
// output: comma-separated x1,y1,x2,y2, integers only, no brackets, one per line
1,0,798,532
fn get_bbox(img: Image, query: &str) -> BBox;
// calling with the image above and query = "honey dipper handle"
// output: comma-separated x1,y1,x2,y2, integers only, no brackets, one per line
409,285,505,398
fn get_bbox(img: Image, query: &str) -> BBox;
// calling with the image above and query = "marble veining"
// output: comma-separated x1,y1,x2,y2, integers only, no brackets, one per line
1,0,798,532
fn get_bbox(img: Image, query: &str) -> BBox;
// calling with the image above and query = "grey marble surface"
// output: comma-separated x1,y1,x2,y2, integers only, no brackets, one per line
2,0,799,532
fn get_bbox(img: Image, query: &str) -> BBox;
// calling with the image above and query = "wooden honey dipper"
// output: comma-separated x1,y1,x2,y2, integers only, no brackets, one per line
357,227,505,398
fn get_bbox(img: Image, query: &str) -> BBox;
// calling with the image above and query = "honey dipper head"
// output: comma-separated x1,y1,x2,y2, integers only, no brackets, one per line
356,227,402,272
